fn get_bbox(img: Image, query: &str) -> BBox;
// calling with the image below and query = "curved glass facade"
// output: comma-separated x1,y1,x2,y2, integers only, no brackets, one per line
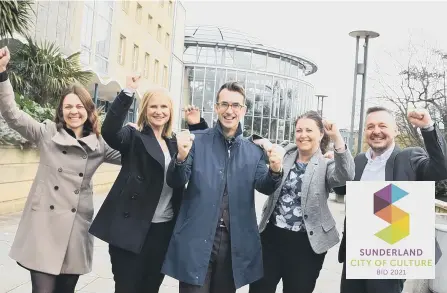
182,27,317,144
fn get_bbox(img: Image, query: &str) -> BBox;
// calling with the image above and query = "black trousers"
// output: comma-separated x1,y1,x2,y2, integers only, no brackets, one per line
109,220,175,293
249,223,326,293
340,262,404,293
180,226,236,293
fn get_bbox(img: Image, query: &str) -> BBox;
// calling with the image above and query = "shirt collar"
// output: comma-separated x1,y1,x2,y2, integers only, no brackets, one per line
365,142,395,162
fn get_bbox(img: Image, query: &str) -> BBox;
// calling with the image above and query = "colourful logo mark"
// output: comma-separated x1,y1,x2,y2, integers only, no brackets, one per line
374,184,409,244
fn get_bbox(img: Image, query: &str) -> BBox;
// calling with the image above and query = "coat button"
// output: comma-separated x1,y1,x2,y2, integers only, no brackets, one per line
50,205,54,210
58,168,62,172
137,175,143,181
71,208,76,213
304,215,308,219
79,173,83,177
74,189,80,194
131,193,138,199
309,231,313,235
62,150,67,154
123,212,130,218
54,186,59,190
82,154,87,159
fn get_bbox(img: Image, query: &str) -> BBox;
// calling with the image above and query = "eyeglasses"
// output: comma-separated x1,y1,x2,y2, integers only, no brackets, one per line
216,102,245,111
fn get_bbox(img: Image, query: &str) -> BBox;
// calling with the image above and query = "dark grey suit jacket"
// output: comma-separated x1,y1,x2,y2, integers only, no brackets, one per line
335,125,447,264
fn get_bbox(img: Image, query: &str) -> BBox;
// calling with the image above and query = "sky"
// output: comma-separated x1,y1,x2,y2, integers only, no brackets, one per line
181,0,447,129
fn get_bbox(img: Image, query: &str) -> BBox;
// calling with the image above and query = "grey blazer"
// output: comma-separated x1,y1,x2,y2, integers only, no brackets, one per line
258,144,355,254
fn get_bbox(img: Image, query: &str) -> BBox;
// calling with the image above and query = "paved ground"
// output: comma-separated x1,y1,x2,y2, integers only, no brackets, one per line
0,192,432,293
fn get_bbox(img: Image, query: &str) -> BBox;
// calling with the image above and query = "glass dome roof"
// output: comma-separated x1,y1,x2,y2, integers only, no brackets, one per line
185,25,265,46
184,25,317,75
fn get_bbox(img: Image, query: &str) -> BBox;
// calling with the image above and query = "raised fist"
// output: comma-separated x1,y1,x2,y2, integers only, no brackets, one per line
267,144,284,173
408,109,433,128
184,105,200,125
0,46,10,71
176,130,195,161
126,75,141,90
323,120,340,141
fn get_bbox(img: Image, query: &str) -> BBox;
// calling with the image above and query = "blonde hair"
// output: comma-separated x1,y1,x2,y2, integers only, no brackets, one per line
136,88,174,138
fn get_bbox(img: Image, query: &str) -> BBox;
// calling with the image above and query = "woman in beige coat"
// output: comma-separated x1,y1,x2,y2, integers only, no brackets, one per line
0,47,121,292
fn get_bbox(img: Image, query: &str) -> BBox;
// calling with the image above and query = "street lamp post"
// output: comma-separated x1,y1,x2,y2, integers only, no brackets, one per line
348,30,379,154
315,94,328,117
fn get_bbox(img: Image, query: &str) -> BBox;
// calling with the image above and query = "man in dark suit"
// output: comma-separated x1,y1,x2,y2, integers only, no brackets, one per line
334,106,447,293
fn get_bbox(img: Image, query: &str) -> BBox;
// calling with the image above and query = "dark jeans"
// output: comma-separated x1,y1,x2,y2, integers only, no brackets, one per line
249,223,326,293
29,270,79,293
179,226,236,293
340,262,404,293
109,220,175,293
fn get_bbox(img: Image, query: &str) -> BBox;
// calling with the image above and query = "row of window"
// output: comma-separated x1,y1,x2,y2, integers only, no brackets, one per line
123,0,173,16
184,66,316,142
118,35,169,87
122,0,171,49
184,45,306,78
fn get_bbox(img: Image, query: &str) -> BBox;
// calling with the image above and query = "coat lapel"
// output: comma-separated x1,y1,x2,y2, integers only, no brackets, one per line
166,137,178,159
354,154,368,181
51,129,91,152
300,151,321,209
281,149,298,187
139,129,165,169
385,146,401,181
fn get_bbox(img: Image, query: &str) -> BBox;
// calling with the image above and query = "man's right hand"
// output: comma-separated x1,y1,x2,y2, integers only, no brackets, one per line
0,46,10,72
176,130,194,161
184,105,200,125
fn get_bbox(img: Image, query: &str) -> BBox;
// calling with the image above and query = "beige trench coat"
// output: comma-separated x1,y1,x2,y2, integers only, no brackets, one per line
0,79,121,275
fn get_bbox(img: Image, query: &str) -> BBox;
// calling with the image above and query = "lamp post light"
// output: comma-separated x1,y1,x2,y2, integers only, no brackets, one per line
348,30,379,154
315,94,328,117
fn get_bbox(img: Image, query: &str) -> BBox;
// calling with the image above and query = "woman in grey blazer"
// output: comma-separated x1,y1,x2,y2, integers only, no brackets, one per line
249,111,355,293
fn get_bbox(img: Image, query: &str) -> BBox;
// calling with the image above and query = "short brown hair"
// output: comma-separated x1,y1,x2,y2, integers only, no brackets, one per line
137,88,174,138
55,83,101,137
366,106,393,115
216,82,246,103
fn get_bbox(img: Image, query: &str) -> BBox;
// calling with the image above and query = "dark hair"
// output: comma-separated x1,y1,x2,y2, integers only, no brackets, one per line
216,82,246,103
366,106,393,115
55,83,101,137
295,110,330,154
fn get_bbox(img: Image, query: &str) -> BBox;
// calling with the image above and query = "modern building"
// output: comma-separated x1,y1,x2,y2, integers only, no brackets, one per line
181,25,318,143
9,0,183,123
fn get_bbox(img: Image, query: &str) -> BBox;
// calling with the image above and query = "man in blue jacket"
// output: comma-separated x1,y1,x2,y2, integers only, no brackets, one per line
162,82,284,293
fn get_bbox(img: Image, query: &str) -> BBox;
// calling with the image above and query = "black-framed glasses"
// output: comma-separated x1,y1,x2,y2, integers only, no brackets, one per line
216,102,245,111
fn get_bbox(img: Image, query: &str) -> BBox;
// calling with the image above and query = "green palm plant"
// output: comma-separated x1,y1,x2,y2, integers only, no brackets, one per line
8,37,93,105
0,0,34,39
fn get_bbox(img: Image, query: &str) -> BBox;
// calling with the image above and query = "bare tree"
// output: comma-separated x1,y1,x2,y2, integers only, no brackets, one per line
372,40,447,199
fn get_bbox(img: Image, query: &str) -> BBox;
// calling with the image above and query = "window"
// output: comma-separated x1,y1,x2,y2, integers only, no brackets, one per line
157,25,162,42
80,3,94,65
118,34,126,65
162,65,168,87
159,0,164,7
144,53,150,78
148,14,153,32
132,44,139,71
122,0,129,13
165,33,170,49
136,3,142,23
168,1,173,16
154,59,159,83
94,5,113,73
